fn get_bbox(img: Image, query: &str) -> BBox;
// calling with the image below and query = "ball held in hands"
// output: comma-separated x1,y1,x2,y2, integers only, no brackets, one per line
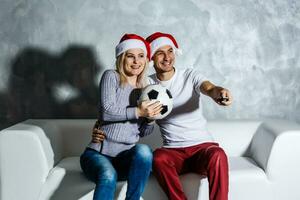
139,84,173,120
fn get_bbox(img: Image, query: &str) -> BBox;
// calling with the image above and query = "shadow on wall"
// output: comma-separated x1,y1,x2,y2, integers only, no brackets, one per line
1,45,103,130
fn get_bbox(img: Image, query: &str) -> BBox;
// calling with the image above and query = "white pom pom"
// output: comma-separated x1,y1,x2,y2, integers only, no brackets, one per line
149,60,154,66
176,48,183,56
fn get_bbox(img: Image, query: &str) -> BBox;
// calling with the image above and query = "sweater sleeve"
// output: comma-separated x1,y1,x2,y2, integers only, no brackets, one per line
139,119,155,137
99,70,138,121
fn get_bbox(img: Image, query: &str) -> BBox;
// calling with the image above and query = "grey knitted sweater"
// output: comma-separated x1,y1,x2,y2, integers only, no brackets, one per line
87,70,154,157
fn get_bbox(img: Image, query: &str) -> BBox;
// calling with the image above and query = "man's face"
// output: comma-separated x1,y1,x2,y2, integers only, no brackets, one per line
152,45,175,73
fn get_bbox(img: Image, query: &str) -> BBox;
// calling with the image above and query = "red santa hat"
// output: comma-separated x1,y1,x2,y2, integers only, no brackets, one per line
146,32,182,59
115,34,150,60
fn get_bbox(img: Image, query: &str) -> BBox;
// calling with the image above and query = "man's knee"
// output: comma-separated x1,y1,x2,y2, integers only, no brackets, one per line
208,147,228,167
153,149,172,168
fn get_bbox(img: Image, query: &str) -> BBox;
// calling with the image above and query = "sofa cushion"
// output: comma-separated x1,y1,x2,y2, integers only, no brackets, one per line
38,157,94,200
228,157,271,200
39,156,270,200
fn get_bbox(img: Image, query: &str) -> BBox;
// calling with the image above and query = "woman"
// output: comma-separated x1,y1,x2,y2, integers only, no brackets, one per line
80,34,162,200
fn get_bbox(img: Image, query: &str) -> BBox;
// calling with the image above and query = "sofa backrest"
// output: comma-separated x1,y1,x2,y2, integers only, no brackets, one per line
140,120,262,157
23,119,94,164
207,120,262,156
21,119,262,164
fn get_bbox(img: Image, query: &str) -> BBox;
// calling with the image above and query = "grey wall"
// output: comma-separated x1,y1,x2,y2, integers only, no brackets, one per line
1,0,300,129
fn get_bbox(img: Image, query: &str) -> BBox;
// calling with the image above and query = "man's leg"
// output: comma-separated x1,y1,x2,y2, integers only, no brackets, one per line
189,143,229,200
153,147,188,200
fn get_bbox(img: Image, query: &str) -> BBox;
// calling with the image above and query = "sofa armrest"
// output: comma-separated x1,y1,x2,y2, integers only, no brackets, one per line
0,122,56,200
248,120,300,200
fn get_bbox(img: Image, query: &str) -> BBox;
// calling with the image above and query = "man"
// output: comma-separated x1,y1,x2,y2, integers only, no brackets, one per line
144,32,232,200
93,32,232,200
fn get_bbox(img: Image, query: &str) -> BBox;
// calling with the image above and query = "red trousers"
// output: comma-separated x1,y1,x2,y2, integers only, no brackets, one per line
153,142,228,200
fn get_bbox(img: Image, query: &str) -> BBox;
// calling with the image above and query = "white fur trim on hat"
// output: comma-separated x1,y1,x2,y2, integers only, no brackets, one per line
115,39,147,58
150,37,177,58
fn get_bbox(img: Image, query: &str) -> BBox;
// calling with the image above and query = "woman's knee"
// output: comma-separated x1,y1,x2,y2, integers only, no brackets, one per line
133,144,153,164
96,167,117,185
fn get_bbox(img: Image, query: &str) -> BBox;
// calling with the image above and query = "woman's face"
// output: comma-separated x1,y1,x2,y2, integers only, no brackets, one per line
123,48,146,77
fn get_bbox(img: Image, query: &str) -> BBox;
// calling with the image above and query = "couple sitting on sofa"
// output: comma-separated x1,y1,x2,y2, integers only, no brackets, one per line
80,32,233,200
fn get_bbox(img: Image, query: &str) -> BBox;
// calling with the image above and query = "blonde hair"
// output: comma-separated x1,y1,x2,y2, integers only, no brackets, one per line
115,51,148,88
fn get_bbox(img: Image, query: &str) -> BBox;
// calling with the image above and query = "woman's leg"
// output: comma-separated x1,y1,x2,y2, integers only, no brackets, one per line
114,144,153,200
80,148,117,200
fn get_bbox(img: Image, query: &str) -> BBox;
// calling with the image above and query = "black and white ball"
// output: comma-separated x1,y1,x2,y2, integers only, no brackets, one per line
139,84,173,120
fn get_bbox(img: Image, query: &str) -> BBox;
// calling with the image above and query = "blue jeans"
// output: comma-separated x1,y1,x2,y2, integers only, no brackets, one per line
80,144,153,200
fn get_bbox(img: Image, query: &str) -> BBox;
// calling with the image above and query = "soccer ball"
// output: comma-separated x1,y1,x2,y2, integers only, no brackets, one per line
139,84,173,120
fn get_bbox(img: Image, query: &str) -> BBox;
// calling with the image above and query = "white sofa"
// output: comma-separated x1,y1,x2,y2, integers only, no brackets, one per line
1,119,300,200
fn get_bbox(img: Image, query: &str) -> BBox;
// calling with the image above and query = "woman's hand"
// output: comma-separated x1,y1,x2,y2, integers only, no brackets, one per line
136,100,163,119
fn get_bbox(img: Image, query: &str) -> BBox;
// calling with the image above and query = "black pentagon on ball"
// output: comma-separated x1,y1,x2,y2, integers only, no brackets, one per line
161,105,168,115
147,89,159,100
166,89,172,98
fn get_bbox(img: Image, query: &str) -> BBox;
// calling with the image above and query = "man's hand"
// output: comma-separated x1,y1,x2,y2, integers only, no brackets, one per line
210,86,233,106
92,128,106,143
92,120,106,143
200,81,233,106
